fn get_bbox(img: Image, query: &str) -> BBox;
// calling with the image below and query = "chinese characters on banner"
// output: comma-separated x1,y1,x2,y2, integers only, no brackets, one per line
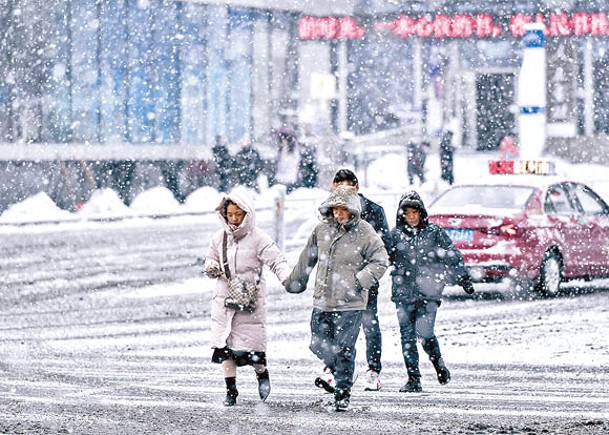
298,12,609,40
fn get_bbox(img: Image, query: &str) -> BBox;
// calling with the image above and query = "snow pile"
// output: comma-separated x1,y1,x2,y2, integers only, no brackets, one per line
129,186,182,215
182,186,223,213
77,188,134,219
2,150,609,225
0,191,76,223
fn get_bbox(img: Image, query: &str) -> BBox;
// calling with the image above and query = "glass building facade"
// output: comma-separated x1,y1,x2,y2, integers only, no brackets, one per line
1,0,608,151
0,0,297,149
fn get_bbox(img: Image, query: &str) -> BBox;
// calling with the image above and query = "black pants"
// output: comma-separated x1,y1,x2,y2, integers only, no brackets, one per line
309,308,362,394
395,300,441,377
361,287,382,373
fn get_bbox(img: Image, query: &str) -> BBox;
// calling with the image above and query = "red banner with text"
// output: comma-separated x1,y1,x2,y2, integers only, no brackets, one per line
298,12,609,40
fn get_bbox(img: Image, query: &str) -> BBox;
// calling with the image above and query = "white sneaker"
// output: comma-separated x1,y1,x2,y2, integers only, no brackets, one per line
363,370,381,391
314,367,336,394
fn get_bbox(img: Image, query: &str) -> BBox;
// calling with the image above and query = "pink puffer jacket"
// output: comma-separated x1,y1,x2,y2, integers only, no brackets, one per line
206,187,291,353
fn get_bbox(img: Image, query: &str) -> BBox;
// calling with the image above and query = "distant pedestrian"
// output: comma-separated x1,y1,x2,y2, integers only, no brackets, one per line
212,135,232,193
298,124,319,188
274,130,300,193
298,144,318,188
384,191,475,393
234,135,264,191
332,169,389,392
439,129,455,185
407,141,428,185
284,185,388,411
205,187,292,407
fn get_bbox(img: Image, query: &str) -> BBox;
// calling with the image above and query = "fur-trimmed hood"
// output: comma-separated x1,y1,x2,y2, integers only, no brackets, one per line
318,185,361,228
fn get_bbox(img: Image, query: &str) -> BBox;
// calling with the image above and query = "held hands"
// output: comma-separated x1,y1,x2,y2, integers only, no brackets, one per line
284,279,306,294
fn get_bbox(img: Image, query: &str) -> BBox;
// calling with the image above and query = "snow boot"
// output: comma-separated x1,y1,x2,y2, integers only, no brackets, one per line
399,376,422,393
434,358,451,385
256,369,271,401
422,337,451,385
334,389,351,412
223,377,238,406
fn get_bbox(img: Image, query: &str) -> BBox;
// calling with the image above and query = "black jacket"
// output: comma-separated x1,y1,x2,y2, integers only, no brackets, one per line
385,191,469,303
359,193,389,296
359,194,389,238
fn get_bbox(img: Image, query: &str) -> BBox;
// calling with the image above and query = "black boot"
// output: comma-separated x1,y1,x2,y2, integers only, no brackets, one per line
422,337,451,385
402,347,421,392
256,369,271,401
223,377,238,406
334,389,350,412
399,375,422,393
434,358,451,385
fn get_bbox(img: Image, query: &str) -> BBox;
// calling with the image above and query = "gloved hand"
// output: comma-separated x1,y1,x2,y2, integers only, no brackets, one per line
205,266,222,279
460,277,475,295
285,280,306,294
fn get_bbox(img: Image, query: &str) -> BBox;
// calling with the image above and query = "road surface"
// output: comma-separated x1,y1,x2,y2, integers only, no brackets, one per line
0,217,608,434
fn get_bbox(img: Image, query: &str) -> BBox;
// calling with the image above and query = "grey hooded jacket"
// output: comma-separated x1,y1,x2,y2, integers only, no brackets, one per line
285,185,388,312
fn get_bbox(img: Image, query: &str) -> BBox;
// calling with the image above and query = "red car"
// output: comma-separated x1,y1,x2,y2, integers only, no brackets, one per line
427,175,609,296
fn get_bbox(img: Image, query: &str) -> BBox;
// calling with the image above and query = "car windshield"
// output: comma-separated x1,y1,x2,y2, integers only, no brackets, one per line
431,185,535,210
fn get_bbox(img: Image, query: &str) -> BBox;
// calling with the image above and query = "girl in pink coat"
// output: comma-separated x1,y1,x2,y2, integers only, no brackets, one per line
205,187,291,406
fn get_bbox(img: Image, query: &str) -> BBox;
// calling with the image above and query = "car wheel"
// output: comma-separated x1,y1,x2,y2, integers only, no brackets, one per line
537,251,562,297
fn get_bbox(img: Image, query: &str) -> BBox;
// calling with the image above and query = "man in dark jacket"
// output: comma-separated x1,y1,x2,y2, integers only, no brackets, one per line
284,185,388,411
332,169,389,392
212,135,232,193
385,191,474,393
234,136,264,191
439,129,455,185
407,141,428,185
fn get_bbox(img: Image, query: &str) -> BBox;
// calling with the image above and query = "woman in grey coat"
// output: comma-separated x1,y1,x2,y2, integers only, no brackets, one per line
285,185,388,411
385,191,474,393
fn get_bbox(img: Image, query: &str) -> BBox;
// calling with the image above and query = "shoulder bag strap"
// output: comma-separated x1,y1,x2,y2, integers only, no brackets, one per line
222,232,231,280
223,232,264,283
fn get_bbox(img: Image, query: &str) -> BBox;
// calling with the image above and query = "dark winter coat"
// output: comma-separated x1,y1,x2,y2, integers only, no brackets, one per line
298,144,318,188
212,143,232,192
359,194,390,238
285,185,388,312
234,146,264,189
385,191,468,303
212,144,232,174
359,193,389,299
439,130,455,184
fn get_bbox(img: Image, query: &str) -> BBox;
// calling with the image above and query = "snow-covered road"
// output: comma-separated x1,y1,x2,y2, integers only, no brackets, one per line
1,215,608,434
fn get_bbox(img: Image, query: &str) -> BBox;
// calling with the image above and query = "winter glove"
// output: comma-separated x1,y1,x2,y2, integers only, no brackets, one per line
205,265,222,279
459,276,475,295
284,279,306,294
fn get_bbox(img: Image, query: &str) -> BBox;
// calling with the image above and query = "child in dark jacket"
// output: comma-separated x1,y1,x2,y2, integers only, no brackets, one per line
384,191,474,392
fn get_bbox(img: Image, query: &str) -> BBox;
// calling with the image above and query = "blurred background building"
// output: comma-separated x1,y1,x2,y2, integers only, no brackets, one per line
1,0,609,209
